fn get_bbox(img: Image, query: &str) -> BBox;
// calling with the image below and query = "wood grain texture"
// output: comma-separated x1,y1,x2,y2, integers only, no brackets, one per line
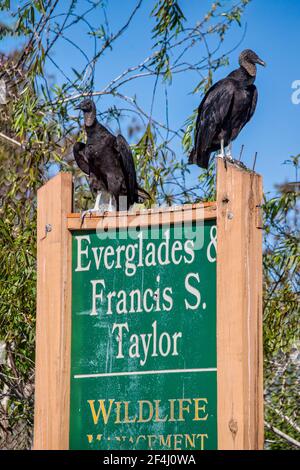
34,172,73,450
216,157,264,449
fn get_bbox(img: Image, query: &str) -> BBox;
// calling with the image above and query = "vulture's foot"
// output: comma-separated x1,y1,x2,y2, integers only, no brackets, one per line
80,205,115,225
232,159,247,170
218,154,233,170
80,207,104,225
80,202,115,221
107,196,116,212
225,153,234,162
80,193,117,225
216,153,227,169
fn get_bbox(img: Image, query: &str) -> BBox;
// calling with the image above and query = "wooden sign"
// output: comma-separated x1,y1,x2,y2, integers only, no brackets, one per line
34,159,264,450
70,219,217,450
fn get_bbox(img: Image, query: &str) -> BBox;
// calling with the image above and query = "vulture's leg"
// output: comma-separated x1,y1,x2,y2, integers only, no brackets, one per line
93,192,102,211
219,139,228,169
107,195,116,212
220,138,225,158
227,141,233,159
80,192,104,224
91,192,116,212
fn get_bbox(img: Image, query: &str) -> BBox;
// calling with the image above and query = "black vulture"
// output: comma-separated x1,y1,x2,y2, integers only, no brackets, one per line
189,49,266,169
73,99,150,213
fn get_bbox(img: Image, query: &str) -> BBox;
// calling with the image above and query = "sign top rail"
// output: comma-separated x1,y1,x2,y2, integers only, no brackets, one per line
67,201,217,230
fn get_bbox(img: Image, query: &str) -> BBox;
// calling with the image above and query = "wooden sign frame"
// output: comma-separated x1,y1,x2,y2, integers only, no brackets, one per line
34,158,263,450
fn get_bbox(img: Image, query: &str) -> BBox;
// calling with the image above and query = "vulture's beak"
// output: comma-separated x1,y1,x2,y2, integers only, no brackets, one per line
256,57,266,67
74,105,81,110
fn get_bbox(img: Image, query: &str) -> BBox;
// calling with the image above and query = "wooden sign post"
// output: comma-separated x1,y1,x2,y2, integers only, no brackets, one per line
34,158,263,450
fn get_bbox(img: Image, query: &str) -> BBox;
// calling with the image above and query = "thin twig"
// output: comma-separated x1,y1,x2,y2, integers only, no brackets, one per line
265,421,300,448
0,132,24,149
265,403,300,435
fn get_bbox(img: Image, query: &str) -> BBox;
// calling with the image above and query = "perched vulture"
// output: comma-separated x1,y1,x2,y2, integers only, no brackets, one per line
189,49,266,169
73,98,150,212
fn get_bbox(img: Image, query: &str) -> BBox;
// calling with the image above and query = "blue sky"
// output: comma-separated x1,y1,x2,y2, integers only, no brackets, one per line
1,0,300,194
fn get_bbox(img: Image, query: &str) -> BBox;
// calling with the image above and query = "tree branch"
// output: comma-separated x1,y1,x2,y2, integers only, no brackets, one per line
265,421,300,448
265,403,300,435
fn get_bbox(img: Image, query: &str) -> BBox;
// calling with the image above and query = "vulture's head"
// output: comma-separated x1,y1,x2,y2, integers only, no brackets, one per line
239,49,266,76
76,98,96,126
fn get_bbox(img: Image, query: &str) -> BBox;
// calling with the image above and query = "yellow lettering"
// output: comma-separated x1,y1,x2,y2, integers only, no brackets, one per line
198,433,208,450
154,399,168,422
114,401,122,424
138,400,154,423
185,433,196,448
123,401,137,423
159,434,172,448
87,399,114,425
178,398,192,421
173,433,183,450
193,398,208,421
168,399,176,422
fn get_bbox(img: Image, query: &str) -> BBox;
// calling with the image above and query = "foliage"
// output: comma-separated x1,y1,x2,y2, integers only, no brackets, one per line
263,156,300,449
0,0,299,451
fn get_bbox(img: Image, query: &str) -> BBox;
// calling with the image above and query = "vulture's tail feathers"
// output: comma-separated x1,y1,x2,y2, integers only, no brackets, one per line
137,186,152,203
188,148,197,164
189,147,210,169
197,150,210,169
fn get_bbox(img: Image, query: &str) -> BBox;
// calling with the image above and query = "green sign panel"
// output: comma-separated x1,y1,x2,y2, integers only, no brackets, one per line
70,220,217,450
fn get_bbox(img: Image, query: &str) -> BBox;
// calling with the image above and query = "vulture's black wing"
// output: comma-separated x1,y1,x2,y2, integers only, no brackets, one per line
115,134,137,206
73,141,90,175
190,79,236,168
192,89,212,159
246,85,258,123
